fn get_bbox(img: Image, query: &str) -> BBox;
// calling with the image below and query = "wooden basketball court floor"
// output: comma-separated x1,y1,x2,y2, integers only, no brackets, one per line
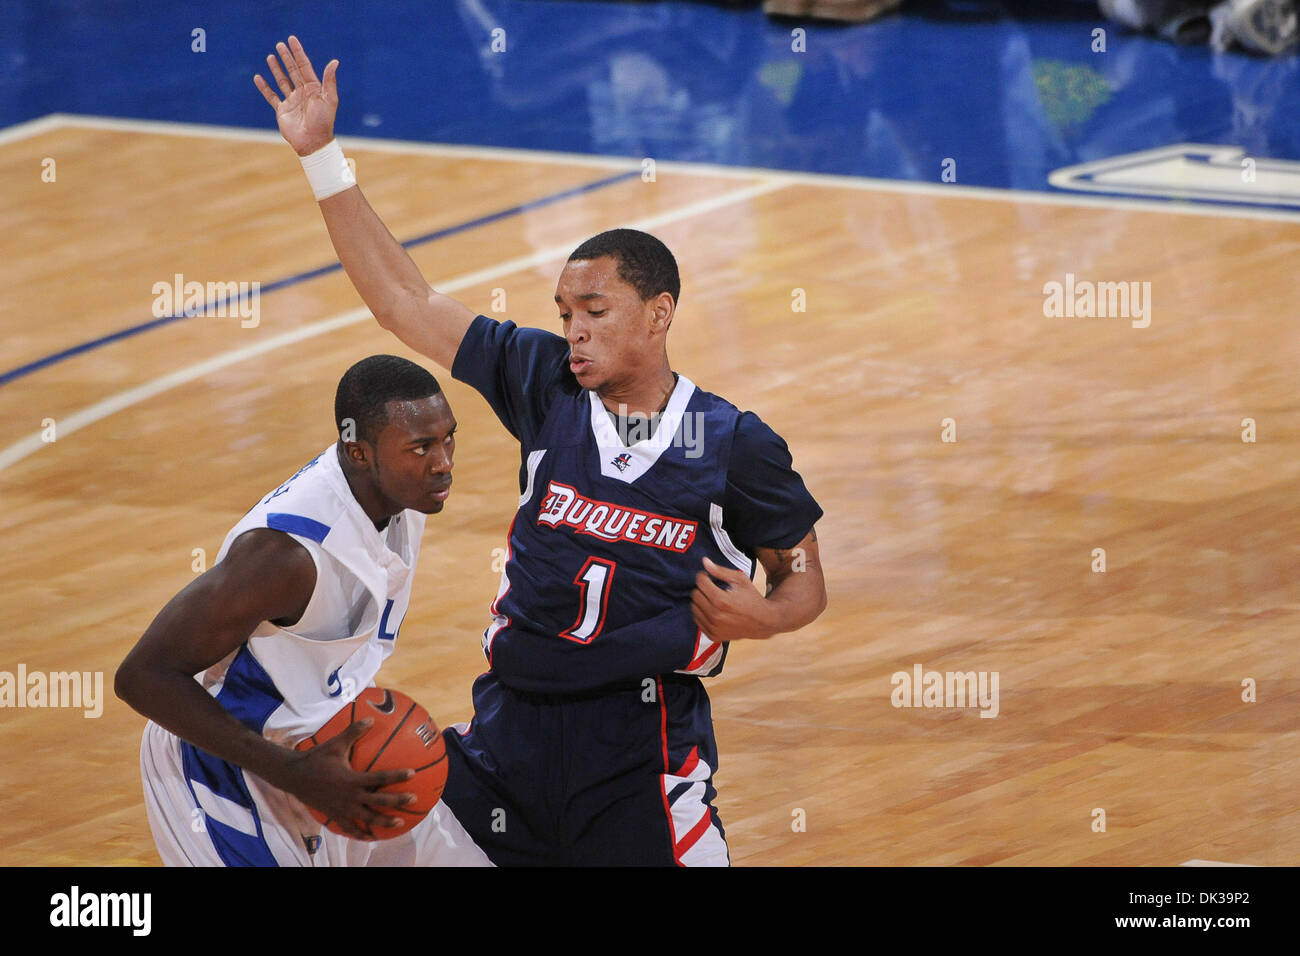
1,115,1296,866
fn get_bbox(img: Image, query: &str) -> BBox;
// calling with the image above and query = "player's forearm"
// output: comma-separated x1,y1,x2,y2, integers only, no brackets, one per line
315,185,471,370
317,186,427,325
761,567,827,635
115,661,300,790
257,39,470,368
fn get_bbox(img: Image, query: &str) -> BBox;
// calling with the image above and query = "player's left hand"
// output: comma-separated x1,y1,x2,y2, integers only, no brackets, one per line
692,557,777,641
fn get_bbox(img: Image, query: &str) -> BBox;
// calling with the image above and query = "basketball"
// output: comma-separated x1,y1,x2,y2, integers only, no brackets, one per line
294,686,448,840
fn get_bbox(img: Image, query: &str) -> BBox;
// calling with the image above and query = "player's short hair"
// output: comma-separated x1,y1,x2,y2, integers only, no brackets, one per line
568,228,681,306
335,355,442,444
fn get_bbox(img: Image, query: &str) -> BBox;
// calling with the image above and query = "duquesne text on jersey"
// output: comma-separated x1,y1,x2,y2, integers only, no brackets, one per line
537,481,698,553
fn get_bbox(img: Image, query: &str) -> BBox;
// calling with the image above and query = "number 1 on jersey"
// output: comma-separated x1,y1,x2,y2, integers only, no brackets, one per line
559,556,616,644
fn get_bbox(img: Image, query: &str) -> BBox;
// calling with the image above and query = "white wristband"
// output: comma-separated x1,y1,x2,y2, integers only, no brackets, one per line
299,140,356,201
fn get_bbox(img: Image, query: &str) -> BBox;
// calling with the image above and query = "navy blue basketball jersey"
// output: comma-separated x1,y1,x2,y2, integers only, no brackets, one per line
452,315,823,694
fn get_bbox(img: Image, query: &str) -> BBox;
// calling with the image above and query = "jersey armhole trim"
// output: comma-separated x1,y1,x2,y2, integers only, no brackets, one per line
275,534,326,633
708,503,754,578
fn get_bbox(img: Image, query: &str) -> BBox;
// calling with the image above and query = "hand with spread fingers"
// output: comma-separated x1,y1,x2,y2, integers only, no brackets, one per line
282,719,417,841
253,35,339,157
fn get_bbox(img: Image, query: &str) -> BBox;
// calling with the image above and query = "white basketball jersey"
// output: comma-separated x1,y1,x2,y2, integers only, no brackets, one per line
201,444,426,745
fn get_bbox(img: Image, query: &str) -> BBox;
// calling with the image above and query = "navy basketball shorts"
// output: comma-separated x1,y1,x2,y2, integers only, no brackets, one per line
441,671,730,866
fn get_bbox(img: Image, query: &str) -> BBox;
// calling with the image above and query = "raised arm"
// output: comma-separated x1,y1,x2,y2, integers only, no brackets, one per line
253,35,475,370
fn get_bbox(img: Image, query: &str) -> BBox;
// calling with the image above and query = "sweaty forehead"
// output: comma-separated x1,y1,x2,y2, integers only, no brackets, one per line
380,395,454,437
556,257,630,299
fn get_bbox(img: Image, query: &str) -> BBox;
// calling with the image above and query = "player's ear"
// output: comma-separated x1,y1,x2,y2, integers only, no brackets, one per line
340,439,372,467
649,291,674,334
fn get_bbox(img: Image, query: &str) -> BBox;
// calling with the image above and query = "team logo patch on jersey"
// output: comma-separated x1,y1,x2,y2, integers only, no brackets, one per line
611,452,633,472
265,454,321,501
537,481,698,552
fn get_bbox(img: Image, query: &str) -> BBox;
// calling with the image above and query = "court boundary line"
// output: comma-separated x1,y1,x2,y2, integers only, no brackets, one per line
0,114,67,146
0,166,641,387
5,110,1300,473
10,113,1300,223
0,177,784,473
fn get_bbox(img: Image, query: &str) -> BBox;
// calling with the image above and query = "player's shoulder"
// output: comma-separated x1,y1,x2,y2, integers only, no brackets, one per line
684,378,741,419
212,525,319,641
470,313,565,344
462,314,581,395
225,524,315,564
245,446,354,541
465,314,570,364
684,380,791,451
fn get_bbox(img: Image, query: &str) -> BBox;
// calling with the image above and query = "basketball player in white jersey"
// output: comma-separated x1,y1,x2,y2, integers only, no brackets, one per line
116,355,490,866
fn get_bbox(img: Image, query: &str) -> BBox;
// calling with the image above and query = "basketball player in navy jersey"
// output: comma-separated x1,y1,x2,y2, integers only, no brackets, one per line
256,36,826,865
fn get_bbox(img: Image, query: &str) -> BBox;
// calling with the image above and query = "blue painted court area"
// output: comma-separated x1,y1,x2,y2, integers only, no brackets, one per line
5,0,1299,390
4,0,1300,193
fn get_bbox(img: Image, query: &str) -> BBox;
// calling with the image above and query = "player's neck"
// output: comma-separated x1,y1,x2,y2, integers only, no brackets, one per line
596,367,678,418
336,443,397,532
